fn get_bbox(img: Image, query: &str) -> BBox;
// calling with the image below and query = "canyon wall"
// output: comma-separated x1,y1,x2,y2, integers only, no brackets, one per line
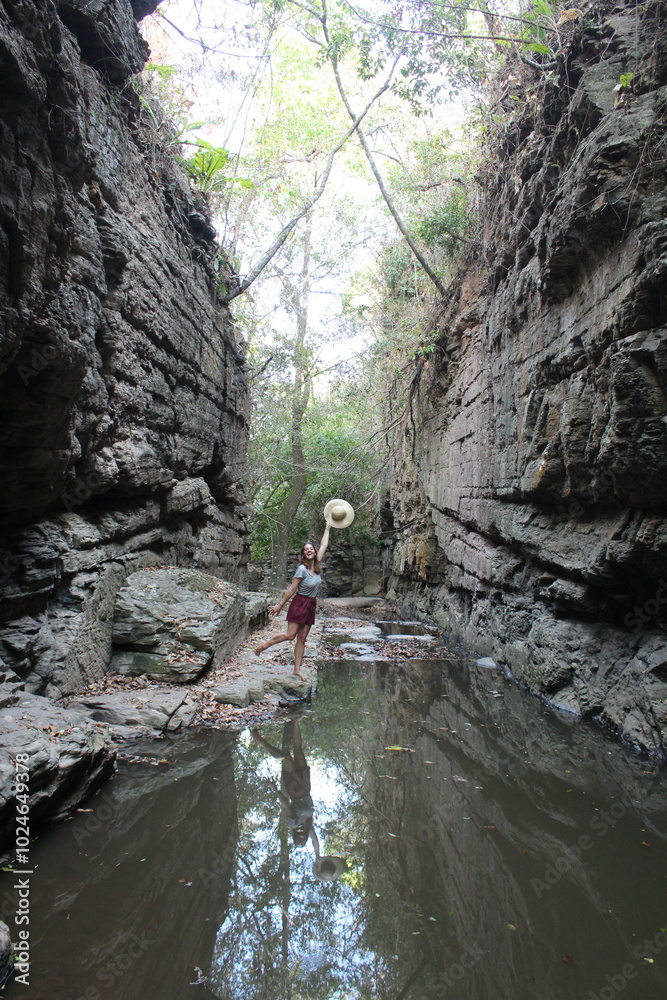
0,0,249,698
387,0,667,757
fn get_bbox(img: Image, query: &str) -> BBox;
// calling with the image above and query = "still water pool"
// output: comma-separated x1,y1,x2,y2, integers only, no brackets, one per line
5,653,667,1000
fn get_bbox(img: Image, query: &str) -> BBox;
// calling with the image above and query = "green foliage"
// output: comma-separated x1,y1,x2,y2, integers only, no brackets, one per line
518,0,585,60
416,189,472,257
248,369,383,562
521,0,559,48
380,241,420,299
136,60,202,139
245,0,514,114
181,140,254,194
182,140,229,190
144,62,178,82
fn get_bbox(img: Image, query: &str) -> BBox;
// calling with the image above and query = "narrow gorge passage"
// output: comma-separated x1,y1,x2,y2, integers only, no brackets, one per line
0,0,666,995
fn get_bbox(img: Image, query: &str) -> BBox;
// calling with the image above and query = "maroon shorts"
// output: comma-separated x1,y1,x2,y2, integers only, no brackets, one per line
286,594,317,626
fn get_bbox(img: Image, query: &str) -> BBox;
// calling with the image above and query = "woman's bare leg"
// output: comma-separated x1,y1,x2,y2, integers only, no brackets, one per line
254,622,299,656
293,624,311,680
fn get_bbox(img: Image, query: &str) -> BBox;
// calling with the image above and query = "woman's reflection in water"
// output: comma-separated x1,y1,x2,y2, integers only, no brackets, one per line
251,719,346,881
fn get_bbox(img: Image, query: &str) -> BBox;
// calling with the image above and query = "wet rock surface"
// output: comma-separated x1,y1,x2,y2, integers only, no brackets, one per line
387,0,667,758
61,595,323,742
69,688,198,734
320,614,451,669
0,920,11,989
0,691,115,848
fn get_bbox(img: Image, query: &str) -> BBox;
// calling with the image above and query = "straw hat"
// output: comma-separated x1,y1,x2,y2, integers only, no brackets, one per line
312,855,347,881
323,498,355,529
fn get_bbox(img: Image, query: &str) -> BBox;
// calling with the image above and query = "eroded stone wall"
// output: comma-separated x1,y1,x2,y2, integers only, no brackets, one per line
0,0,250,697
387,1,667,756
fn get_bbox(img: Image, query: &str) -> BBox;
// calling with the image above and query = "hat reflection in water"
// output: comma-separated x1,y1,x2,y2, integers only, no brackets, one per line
312,855,347,881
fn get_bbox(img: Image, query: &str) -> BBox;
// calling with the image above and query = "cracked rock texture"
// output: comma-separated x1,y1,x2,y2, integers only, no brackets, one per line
387,0,667,757
0,0,250,699
110,567,247,682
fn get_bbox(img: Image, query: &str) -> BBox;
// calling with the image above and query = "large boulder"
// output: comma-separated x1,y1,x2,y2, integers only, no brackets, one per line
70,689,198,734
111,568,246,682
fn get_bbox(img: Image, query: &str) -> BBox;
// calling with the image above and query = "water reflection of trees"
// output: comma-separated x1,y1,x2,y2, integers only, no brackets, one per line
209,674,417,1000
209,656,667,1000
21,656,667,1000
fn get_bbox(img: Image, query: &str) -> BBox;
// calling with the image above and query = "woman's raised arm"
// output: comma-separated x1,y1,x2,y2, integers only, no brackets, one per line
317,522,331,564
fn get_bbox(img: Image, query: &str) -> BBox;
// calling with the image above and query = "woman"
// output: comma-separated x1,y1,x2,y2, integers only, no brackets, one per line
254,521,330,680
251,720,317,848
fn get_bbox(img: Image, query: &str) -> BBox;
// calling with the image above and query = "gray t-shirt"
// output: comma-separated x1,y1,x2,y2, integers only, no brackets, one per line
294,564,322,597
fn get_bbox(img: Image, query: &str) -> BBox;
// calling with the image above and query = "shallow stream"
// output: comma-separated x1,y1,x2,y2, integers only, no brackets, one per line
5,642,667,1000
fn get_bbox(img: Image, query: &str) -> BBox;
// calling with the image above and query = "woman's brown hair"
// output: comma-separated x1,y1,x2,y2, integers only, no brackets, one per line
299,542,321,575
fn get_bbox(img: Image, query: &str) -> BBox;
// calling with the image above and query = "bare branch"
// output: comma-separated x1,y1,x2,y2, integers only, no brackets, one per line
248,355,275,381
223,67,397,303
338,0,534,44
520,54,558,71
158,13,265,58
321,1,447,298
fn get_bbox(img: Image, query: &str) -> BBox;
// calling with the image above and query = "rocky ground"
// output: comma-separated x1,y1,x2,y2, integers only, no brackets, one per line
0,591,452,863
0,559,404,849
66,596,398,735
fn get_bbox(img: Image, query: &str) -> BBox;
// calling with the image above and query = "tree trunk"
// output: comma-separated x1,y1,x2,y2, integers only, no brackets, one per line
270,214,313,583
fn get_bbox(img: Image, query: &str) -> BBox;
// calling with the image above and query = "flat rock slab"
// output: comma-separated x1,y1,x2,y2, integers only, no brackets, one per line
111,568,246,682
69,690,198,733
338,642,378,656
322,597,383,608
209,659,311,707
0,692,115,847
323,620,384,644
377,621,440,636
323,656,453,669
322,614,452,665
380,634,437,642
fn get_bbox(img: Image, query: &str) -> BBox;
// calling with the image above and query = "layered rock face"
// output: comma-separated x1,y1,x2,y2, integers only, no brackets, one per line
388,1,667,756
0,0,250,697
